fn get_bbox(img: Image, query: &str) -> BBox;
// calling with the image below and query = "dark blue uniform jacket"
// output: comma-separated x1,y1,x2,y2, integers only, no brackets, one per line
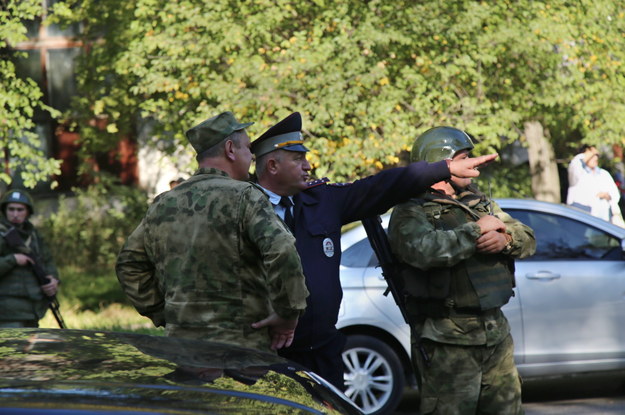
289,160,450,350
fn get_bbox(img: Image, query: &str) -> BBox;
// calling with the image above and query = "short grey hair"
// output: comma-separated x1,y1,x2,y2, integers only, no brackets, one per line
255,149,285,178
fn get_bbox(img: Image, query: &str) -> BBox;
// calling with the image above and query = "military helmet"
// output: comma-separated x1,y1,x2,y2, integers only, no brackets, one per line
411,126,474,163
0,189,34,215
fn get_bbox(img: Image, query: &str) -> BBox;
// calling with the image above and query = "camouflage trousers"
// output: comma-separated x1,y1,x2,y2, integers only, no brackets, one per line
413,334,523,415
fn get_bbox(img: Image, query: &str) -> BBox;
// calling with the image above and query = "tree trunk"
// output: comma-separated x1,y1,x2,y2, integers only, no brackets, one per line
525,121,561,203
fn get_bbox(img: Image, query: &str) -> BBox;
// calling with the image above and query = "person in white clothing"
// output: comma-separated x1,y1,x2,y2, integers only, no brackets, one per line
567,145,625,227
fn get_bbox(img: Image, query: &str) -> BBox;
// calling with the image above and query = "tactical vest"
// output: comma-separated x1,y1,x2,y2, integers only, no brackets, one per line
401,190,515,316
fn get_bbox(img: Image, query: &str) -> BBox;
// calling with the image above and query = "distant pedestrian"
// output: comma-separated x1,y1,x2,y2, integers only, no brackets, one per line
169,177,185,189
567,144,625,227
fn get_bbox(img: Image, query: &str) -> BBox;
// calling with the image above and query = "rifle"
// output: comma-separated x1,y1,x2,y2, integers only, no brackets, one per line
363,216,431,386
1,226,66,329
361,216,409,325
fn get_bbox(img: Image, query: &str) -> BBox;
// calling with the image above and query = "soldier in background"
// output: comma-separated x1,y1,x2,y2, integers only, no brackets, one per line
116,112,308,353
0,189,60,328
388,127,536,415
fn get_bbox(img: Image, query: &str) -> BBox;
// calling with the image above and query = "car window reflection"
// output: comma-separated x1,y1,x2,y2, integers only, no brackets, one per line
506,209,621,260
341,237,377,267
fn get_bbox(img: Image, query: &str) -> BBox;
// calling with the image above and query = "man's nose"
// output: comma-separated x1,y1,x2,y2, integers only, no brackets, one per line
303,160,312,171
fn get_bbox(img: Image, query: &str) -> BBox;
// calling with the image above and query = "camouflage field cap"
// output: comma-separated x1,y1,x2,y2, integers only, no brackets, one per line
251,112,309,158
185,112,254,155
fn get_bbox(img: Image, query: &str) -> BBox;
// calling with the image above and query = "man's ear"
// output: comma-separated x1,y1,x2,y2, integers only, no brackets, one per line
266,157,279,174
224,140,236,161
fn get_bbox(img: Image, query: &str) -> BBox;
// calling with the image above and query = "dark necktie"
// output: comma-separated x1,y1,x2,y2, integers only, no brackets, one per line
279,196,294,231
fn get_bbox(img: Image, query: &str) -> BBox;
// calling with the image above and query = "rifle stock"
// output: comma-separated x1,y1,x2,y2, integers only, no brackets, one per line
361,216,410,325
1,227,66,329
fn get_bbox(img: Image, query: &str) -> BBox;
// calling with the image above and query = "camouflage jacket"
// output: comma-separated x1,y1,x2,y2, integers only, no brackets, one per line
116,167,308,352
388,187,535,346
0,218,58,322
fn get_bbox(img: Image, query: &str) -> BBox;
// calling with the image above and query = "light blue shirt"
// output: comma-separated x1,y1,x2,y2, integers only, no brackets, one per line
259,186,294,222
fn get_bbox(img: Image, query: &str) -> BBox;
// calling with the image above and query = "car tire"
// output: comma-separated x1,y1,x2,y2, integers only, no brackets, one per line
342,334,406,415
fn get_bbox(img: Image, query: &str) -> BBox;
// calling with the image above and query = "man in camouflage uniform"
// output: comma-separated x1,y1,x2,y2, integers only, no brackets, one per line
0,189,60,328
116,112,308,353
388,127,536,415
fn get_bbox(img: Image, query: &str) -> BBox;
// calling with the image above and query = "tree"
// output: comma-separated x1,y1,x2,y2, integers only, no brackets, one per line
50,0,625,198
0,0,61,188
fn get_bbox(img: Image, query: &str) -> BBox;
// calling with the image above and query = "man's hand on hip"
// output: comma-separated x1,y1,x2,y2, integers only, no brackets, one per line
251,312,298,350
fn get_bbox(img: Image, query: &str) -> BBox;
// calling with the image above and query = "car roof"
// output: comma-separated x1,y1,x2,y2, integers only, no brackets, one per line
0,329,361,415
341,198,625,249
497,198,625,237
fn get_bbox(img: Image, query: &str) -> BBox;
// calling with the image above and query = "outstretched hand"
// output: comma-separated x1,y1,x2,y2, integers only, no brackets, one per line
449,153,498,178
251,312,298,350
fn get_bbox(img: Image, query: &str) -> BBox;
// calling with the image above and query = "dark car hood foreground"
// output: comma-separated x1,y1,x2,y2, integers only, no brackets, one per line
0,329,361,414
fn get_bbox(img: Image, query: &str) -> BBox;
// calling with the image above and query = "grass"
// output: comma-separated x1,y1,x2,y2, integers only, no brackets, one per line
38,265,165,336
39,302,165,335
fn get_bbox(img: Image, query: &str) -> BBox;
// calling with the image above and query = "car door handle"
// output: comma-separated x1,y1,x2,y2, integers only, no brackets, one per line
525,271,561,280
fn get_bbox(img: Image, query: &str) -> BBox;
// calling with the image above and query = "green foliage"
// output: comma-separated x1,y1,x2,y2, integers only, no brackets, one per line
56,266,129,310
39,181,148,271
47,0,625,186
475,165,533,200
0,0,62,188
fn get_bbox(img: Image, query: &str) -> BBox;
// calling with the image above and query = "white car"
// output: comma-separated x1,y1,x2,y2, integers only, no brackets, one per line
338,198,625,415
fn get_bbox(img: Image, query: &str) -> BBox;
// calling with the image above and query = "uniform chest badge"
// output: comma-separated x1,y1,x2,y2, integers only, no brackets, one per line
322,237,335,257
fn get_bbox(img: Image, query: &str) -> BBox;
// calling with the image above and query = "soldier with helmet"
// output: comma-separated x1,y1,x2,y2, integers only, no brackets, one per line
388,127,536,414
0,189,60,327
251,113,498,390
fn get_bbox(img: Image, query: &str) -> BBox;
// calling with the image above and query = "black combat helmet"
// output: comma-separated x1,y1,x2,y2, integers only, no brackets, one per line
411,126,474,163
0,189,34,215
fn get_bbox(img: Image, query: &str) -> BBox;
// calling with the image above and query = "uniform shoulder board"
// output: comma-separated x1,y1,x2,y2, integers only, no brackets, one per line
327,181,352,187
305,177,330,189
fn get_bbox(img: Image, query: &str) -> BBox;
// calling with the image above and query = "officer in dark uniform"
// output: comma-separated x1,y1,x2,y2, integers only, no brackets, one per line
251,112,497,389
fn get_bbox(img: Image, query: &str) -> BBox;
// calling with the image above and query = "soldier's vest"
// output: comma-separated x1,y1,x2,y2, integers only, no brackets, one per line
402,190,515,317
0,221,38,256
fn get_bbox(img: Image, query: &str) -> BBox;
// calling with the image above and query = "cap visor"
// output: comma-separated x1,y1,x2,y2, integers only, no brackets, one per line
282,144,309,153
234,121,254,131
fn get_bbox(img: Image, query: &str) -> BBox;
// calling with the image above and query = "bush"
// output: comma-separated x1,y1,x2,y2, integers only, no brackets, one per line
56,266,129,310
39,184,148,271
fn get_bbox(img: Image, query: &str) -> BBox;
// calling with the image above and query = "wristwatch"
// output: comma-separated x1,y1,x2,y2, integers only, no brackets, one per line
503,233,513,252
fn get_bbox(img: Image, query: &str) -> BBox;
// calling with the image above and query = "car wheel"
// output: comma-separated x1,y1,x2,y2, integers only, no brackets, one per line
342,334,405,415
